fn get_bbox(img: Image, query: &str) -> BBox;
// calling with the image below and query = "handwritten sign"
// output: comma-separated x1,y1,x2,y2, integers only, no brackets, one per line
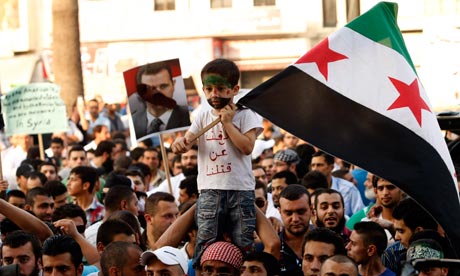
1,83,68,135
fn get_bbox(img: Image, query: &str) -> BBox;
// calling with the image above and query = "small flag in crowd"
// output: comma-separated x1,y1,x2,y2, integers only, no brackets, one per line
239,2,460,256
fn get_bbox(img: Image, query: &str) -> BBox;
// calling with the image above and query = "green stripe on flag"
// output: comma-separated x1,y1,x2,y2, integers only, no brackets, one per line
346,1,416,72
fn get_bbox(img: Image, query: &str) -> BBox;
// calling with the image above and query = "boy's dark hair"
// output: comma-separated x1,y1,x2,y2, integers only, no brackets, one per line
136,61,173,84
42,235,83,269
43,180,67,198
0,219,21,236
101,242,142,276
392,197,438,231
302,227,346,255
272,170,298,184
279,184,310,203
301,170,328,191
6,189,26,201
26,187,52,206
201,58,240,87
244,252,280,276
2,230,42,260
129,147,145,162
354,221,387,256
113,138,128,151
179,175,198,198
312,188,345,210
70,166,98,193
96,219,135,246
52,203,87,226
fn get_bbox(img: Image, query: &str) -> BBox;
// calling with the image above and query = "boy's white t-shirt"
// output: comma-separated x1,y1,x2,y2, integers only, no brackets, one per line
190,108,262,191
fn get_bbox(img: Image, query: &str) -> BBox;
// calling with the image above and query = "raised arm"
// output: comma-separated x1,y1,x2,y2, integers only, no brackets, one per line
255,205,281,259
0,198,53,243
154,203,196,249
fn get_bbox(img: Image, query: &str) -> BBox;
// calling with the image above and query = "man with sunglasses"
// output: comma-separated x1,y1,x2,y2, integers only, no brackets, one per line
131,61,191,139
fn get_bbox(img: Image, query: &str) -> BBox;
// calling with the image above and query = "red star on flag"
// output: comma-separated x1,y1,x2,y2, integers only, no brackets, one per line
296,38,348,81
387,77,431,127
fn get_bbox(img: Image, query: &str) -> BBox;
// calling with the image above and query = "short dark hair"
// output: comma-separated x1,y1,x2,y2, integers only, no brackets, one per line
145,192,175,215
301,170,328,191
43,180,67,198
179,175,198,198
70,166,99,193
50,137,64,146
312,188,344,210
321,255,358,275
302,227,346,256
201,58,240,88
254,180,267,199
392,197,438,232
104,186,135,213
6,189,26,201
68,145,86,158
42,235,83,269
16,163,34,178
38,161,57,173
101,241,142,276
26,187,52,206
243,252,280,276
2,230,42,260
129,147,145,161
28,171,47,185
113,138,128,151
272,170,298,184
52,203,87,226
279,184,310,204
95,141,115,157
129,163,151,177
312,151,334,165
93,125,107,135
96,219,135,246
136,61,173,84
353,221,388,256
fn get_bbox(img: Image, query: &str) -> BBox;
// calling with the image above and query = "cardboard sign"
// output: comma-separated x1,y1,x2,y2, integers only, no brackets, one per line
1,83,68,135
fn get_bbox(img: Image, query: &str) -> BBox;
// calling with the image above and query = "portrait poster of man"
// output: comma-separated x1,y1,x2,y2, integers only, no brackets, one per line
124,59,191,141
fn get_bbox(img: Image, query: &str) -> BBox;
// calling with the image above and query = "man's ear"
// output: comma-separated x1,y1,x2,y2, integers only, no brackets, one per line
109,266,120,276
144,213,152,224
24,204,32,211
367,244,377,257
77,263,84,276
83,181,90,191
120,199,128,210
97,242,105,255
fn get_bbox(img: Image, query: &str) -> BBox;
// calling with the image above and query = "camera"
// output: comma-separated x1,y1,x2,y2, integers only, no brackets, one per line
0,264,19,276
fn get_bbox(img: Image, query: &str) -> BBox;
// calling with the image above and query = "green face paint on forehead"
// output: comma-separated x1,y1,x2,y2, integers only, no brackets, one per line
203,75,232,88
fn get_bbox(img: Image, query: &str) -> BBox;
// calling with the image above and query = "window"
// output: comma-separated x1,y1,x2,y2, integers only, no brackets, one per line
211,0,232,9
254,0,275,6
154,0,175,11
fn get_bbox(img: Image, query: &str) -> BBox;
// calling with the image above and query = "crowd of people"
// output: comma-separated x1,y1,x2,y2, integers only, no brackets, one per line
0,58,459,276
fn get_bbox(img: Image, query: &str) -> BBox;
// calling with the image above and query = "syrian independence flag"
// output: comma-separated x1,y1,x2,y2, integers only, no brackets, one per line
239,2,460,255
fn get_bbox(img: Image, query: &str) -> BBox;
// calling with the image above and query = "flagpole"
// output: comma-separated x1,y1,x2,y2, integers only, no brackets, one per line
38,134,45,160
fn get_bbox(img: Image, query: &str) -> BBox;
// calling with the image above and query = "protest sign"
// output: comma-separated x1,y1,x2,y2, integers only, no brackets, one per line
1,83,68,136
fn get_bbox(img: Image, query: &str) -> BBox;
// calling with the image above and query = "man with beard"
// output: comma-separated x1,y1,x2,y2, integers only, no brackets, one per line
41,235,84,276
312,189,350,243
90,140,116,176
278,184,312,276
148,145,198,205
25,187,55,222
1,230,42,276
131,61,191,139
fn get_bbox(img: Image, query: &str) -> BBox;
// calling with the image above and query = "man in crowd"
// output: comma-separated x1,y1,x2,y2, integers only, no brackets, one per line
320,255,359,276
25,187,55,222
346,221,395,276
144,192,179,249
1,230,42,276
278,184,312,276
240,251,280,276
312,188,350,242
310,151,364,216
101,241,145,276
302,227,346,276
41,235,84,276
141,246,188,276
199,241,243,276
141,147,165,190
